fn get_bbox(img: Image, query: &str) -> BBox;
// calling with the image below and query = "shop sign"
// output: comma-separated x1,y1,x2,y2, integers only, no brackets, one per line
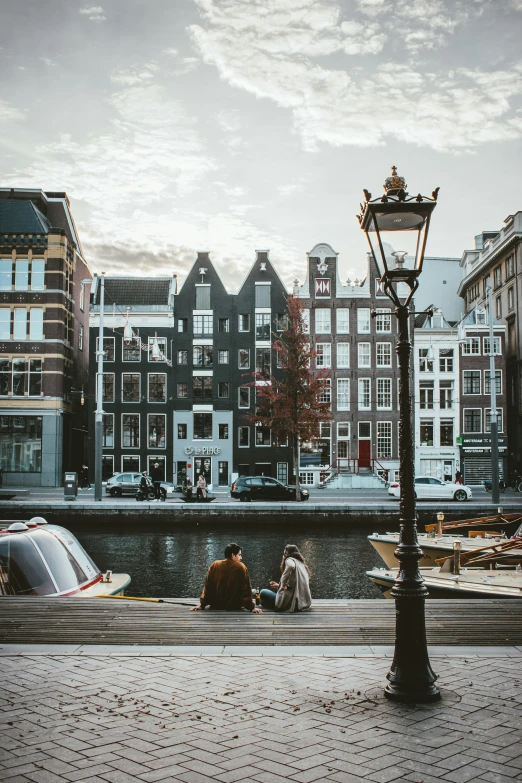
184,446,221,456
461,435,508,452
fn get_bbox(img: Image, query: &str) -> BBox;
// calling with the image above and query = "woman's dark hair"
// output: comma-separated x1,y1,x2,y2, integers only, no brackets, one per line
224,542,242,559
280,544,311,576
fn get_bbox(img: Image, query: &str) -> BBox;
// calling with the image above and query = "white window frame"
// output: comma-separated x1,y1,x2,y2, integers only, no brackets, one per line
485,408,504,432
336,343,350,368
96,372,115,402
315,308,331,334
463,408,482,433
376,342,392,368
238,386,250,408
316,342,331,368
13,308,27,340
148,336,167,362
302,309,310,334
376,378,392,410
147,372,166,403
358,342,371,368
121,413,140,449
121,455,140,473
79,324,84,351
358,378,371,410
375,308,392,333
377,421,392,459
462,337,481,355
238,348,250,369
122,373,141,403
29,308,44,340
317,378,331,405
462,370,481,395
255,425,271,447
238,426,250,448
102,413,114,448
337,378,350,411
238,314,250,332
483,336,501,355
357,308,371,334
484,370,502,395
147,413,166,449
336,308,349,334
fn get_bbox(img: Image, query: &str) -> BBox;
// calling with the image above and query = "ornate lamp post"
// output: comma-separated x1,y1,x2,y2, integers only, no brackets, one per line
357,166,440,702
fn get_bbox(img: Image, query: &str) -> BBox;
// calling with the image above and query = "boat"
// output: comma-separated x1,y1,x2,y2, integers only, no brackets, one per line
367,537,522,599
368,511,522,568
0,518,130,597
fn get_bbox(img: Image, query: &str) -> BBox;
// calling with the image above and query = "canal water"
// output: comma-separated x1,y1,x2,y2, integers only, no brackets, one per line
68,522,388,600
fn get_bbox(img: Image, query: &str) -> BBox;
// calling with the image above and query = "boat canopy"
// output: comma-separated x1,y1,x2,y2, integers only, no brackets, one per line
0,525,101,596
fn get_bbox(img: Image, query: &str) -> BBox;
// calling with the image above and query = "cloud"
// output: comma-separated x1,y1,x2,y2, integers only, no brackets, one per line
111,63,158,85
277,183,304,197
188,0,522,153
79,5,106,22
40,57,57,67
0,99,24,124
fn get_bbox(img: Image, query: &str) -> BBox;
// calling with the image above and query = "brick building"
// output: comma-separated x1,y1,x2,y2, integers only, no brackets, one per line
0,189,91,486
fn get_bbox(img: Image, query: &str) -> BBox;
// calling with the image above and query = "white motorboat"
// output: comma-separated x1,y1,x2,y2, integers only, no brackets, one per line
0,518,130,597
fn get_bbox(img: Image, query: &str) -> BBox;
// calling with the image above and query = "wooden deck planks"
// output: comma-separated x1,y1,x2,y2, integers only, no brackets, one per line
1,598,522,646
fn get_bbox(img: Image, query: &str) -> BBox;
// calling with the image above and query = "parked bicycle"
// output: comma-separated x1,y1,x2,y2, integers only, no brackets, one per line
484,479,506,493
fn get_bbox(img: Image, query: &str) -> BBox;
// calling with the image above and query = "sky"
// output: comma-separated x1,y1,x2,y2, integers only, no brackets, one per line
1,0,522,288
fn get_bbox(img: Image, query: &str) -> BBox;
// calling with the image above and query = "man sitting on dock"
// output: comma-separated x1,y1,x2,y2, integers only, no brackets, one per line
191,542,262,613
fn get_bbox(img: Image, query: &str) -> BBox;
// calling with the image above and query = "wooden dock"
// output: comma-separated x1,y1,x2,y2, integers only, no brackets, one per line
1,597,521,646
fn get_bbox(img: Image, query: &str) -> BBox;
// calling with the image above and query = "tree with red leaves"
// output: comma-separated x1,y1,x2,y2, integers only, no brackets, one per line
247,295,332,501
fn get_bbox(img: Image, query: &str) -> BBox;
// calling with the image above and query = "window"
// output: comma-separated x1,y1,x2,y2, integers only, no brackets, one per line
0,259,12,290
375,309,392,333
31,259,45,290
195,285,211,309
315,309,331,334
463,370,481,395
506,254,515,279
28,359,42,396
177,350,188,365
377,378,392,409
420,420,434,446
148,374,166,402
255,426,271,446
0,358,9,394
377,422,392,458
485,408,503,432
194,413,212,439
193,315,212,335
462,337,480,355
12,359,26,395
239,386,250,408
79,324,84,351
440,420,454,446
376,343,392,368
219,423,229,439
464,409,481,433
177,382,188,398
318,378,331,405
148,414,166,448
177,423,187,440
337,343,350,368
102,414,114,448
357,308,371,333
496,295,502,319
122,414,140,448
338,422,350,439
439,349,453,372
239,349,250,369
218,349,229,364
193,345,213,367
316,343,331,368
218,461,229,486
0,308,9,340
337,378,350,410
439,380,453,409
494,265,502,289
122,455,140,473
29,308,44,340
302,309,310,334
255,313,271,341
483,337,501,355
239,314,250,332
15,260,29,290
336,309,349,334
239,426,249,447
483,275,490,297
0,416,42,472
255,284,271,308
359,422,371,442
358,378,371,410
122,374,140,402
96,336,114,362
508,287,514,311
193,376,213,400
419,348,433,372
218,318,229,333
218,382,229,398
99,373,114,402
256,347,271,374
358,343,370,368
148,336,166,362
13,309,27,340
177,318,187,332
123,341,140,361
484,370,502,395
276,313,288,331
419,380,434,409
277,463,288,484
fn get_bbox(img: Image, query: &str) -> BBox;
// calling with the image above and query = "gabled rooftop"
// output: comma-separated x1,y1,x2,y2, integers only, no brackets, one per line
0,199,52,234
92,277,175,307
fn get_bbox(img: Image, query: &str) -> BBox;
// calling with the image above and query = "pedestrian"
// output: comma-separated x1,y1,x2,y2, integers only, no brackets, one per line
140,471,150,498
259,544,312,612
455,470,463,485
150,461,163,501
79,464,89,489
196,473,207,500
191,542,262,613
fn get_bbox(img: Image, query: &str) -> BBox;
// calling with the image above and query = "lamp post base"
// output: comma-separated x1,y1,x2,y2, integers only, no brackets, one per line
384,682,441,703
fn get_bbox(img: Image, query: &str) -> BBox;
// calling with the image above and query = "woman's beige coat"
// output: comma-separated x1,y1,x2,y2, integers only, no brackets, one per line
274,557,312,612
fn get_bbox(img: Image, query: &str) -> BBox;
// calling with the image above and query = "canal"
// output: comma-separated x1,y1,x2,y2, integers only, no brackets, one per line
69,521,388,600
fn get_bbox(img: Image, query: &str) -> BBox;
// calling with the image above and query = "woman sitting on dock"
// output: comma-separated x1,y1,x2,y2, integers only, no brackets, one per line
260,545,312,612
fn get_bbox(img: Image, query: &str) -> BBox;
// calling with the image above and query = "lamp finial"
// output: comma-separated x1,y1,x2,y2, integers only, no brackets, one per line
384,165,407,196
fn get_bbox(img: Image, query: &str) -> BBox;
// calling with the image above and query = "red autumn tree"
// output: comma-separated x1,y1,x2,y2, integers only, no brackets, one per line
247,294,332,500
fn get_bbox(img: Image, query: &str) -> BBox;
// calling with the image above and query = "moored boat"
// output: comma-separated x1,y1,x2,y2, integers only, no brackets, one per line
0,518,130,597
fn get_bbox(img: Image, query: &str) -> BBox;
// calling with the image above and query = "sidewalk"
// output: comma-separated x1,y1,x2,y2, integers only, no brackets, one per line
2,646,522,783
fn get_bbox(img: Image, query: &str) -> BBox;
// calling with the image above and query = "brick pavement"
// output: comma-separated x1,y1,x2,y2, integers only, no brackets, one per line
1,651,522,783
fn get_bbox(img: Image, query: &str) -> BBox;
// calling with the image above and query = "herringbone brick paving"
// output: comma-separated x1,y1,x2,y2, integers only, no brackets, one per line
1,654,522,782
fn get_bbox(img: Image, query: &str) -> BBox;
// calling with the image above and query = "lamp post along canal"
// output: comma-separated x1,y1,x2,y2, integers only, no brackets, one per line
357,167,440,702
486,281,500,505
94,273,105,503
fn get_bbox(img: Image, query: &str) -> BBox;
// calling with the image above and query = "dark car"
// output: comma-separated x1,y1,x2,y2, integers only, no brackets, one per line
231,476,309,502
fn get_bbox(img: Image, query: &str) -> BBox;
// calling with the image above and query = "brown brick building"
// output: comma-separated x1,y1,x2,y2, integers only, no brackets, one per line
0,189,91,486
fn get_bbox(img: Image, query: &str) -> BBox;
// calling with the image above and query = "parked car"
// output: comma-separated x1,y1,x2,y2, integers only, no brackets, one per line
105,472,174,497
388,475,472,502
231,476,310,502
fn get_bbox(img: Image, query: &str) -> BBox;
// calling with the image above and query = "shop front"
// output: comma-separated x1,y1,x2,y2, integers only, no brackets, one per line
459,434,508,484
173,411,233,489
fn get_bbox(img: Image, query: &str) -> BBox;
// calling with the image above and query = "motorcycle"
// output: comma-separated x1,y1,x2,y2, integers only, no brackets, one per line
135,478,166,502
484,479,506,493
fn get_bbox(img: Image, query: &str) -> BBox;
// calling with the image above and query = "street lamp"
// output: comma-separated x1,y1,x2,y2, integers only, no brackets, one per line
358,166,440,703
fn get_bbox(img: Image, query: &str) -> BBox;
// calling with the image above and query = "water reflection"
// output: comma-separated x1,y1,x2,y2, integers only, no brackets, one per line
67,522,387,600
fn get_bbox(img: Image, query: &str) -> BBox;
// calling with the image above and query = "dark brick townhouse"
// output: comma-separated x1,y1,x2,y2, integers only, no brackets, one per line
0,188,91,486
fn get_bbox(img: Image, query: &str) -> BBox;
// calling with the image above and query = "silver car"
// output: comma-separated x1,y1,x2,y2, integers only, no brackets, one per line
106,472,174,497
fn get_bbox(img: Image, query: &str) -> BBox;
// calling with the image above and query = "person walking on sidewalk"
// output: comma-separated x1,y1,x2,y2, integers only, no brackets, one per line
150,462,163,501
191,542,262,613
260,544,312,612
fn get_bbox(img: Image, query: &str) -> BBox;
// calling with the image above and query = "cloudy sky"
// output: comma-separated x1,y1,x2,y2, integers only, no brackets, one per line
1,0,522,287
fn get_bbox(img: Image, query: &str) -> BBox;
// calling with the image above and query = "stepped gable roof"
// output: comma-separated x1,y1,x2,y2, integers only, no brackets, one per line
0,199,52,234
95,277,173,306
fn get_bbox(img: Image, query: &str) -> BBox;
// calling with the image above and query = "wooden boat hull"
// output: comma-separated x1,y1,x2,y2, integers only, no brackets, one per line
367,567,522,599
368,534,500,569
